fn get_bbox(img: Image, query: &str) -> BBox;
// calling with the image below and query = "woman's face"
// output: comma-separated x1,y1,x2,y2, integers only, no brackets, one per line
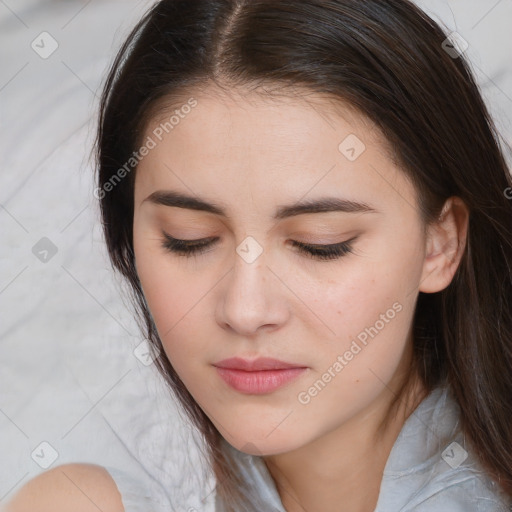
132,85,432,455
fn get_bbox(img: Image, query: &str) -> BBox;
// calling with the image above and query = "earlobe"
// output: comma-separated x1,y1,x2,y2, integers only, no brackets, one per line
419,196,469,294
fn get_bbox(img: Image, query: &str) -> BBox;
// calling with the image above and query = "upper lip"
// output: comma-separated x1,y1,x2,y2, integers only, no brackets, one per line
213,357,307,371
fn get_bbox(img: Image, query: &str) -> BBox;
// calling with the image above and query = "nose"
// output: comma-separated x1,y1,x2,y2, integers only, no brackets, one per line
215,244,289,336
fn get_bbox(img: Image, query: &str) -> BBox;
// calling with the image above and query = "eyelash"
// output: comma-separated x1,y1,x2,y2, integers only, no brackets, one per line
160,233,356,261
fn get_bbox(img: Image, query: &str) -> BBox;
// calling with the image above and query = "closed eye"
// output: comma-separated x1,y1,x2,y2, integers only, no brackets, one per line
289,238,355,260
160,232,357,261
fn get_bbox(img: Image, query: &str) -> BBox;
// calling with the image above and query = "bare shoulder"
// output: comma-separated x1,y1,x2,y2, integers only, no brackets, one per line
2,463,124,512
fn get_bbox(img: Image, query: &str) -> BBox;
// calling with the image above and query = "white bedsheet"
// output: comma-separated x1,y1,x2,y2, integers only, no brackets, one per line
0,0,510,510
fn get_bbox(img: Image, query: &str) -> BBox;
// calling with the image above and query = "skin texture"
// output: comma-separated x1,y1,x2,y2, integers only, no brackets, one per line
132,84,469,512
3,463,124,512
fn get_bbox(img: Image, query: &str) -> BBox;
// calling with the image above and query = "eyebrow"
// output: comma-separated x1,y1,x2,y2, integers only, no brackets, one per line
143,190,380,219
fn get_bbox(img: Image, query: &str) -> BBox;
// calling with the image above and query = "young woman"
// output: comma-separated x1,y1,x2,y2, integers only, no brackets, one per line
5,0,512,511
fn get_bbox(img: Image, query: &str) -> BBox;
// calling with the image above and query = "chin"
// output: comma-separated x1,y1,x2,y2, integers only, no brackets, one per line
222,428,307,457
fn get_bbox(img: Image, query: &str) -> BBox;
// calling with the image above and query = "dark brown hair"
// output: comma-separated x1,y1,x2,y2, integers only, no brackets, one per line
95,0,512,509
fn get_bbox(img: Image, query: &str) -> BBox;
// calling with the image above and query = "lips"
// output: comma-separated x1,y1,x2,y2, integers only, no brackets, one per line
213,356,307,371
214,367,307,394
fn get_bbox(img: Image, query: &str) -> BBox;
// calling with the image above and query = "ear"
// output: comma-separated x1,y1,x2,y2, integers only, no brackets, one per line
419,196,469,293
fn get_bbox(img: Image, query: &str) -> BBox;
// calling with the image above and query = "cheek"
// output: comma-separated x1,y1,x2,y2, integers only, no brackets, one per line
296,235,421,387
287,267,417,444
134,223,188,317
133,235,213,373
136,263,213,396
296,249,413,347
136,261,199,339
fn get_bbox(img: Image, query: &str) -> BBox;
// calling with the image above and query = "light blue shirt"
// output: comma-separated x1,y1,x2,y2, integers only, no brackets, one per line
214,385,512,511
106,385,511,511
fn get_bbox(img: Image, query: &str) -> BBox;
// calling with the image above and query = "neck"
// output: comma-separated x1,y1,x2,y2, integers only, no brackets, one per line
263,366,428,512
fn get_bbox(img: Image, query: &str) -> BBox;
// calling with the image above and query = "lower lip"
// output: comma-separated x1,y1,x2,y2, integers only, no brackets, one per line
214,367,307,394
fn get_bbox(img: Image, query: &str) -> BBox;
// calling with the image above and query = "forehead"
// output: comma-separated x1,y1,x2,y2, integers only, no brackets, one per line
144,82,391,153
134,82,417,219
